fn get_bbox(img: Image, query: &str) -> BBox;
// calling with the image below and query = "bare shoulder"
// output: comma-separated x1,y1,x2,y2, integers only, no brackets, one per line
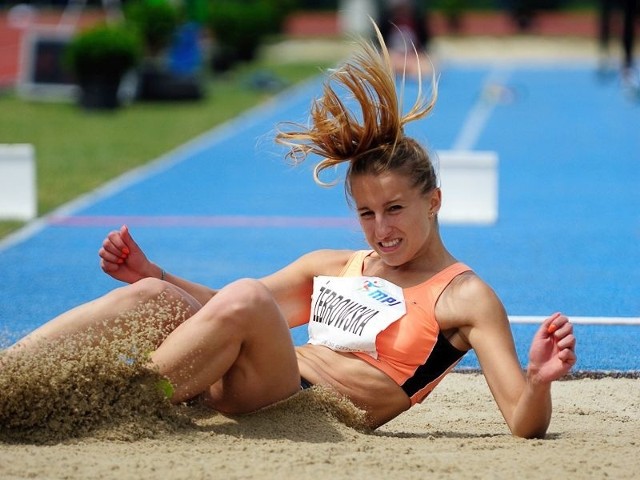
261,249,356,286
294,249,358,276
438,270,508,331
449,271,499,303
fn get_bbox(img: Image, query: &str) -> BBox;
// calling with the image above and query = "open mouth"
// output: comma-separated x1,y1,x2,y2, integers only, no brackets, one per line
379,238,401,250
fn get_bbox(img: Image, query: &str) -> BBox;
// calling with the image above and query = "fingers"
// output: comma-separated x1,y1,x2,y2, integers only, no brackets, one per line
557,344,577,367
545,312,572,337
529,313,577,380
98,225,131,265
548,314,577,368
555,330,576,352
100,257,119,273
544,312,562,334
120,224,132,244
551,320,574,343
544,311,577,349
120,224,141,255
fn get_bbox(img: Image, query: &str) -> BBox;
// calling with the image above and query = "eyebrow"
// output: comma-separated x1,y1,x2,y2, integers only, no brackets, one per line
356,196,405,212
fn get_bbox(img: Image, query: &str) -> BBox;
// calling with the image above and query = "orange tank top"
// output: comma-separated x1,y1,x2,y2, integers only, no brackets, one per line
342,250,469,405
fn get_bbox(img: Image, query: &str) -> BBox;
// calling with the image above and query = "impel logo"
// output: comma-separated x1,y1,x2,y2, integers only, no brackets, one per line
358,279,402,307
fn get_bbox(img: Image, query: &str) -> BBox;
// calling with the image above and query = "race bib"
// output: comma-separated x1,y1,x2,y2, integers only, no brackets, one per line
308,276,407,358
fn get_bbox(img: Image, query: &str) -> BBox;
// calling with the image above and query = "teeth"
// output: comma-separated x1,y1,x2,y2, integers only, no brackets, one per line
381,239,400,248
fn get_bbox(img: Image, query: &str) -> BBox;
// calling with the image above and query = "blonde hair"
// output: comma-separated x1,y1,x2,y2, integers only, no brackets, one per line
275,22,439,197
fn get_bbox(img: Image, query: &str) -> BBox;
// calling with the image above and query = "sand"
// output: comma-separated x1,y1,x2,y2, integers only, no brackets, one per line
0,371,638,479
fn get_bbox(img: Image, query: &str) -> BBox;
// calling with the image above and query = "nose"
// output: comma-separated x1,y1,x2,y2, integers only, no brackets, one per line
374,214,392,239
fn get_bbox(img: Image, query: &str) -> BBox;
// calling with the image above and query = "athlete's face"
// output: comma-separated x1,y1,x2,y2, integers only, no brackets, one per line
350,171,440,267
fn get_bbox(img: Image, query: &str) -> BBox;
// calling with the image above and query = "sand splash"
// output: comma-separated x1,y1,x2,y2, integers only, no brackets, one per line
0,295,368,445
0,295,192,444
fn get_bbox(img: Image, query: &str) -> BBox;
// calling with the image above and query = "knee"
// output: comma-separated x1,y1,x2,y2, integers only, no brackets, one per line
201,278,276,327
223,278,274,314
110,277,193,312
119,277,169,303
109,278,198,331
230,278,273,302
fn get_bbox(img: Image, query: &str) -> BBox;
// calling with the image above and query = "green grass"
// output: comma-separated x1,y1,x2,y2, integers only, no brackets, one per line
0,59,329,240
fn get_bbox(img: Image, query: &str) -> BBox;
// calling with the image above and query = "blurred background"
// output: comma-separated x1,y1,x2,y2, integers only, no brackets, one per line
0,0,622,97
0,0,635,237
1,0,636,242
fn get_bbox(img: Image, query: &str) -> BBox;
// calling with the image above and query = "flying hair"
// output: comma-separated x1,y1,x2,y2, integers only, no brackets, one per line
275,19,438,187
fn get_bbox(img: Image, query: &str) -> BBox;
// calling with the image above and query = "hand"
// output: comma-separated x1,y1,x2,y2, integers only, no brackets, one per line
527,312,577,383
98,225,157,284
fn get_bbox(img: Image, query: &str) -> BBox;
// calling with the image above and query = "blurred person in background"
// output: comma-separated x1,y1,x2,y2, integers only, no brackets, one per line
378,0,433,76
597,0,639,95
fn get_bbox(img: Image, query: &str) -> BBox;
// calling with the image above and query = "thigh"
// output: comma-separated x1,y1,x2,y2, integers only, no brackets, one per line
200,279,302,414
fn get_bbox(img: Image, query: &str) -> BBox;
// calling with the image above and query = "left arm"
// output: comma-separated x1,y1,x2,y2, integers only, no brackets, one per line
452,277,576,438
513,312,576,436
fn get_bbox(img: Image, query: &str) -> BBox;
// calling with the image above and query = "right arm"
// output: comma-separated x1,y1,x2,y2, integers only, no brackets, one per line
99,225,217,305
259,249,355,327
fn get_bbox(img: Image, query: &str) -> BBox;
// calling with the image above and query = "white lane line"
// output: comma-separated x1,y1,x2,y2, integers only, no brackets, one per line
510,316,640,325
452,66,512,151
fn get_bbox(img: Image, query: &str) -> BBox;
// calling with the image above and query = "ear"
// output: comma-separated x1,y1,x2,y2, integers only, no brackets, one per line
429,188,442,216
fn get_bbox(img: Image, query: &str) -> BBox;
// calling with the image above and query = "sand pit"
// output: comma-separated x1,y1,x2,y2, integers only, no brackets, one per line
1,297,638,478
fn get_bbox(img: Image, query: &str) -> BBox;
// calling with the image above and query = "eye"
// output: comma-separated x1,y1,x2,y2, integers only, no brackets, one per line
359,210,374,219
388,204,403,213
